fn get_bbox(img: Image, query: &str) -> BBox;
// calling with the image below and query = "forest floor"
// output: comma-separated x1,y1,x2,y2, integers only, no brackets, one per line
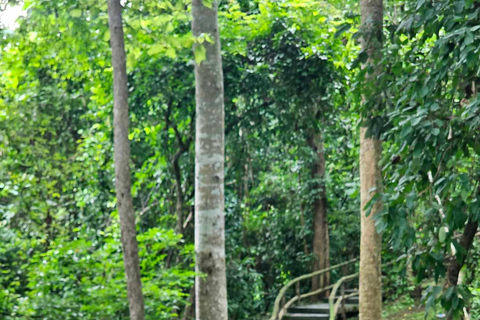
382,296,425,320
349,296,426,320
382,305,425,320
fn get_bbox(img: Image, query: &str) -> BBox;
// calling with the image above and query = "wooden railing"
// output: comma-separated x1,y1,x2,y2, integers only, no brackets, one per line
271,253,409,320
328,273,359,320
269,258,358,320
327,254,408,320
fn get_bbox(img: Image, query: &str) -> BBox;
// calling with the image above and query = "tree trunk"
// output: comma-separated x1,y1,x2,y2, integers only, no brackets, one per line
445,220,478,320
359,0,384,317
308,133,330,297
446,220,478,287
359,131,383,320
107,1,145,320
192,0,228,319
183,286,196,320
173,155,185,235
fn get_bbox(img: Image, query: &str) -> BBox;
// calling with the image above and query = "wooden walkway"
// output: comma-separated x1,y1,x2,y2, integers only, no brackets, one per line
283,294,359,320
270,259,360,320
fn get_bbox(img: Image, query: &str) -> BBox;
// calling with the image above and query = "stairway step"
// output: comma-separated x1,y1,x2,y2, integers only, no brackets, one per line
319,298,358,303
288,304,359,315
288,303,330,314
320,297,358,304
283,313,329,320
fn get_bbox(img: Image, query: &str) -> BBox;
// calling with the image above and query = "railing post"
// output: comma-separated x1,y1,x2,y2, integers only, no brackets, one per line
296,281,300,299
341,282,346,320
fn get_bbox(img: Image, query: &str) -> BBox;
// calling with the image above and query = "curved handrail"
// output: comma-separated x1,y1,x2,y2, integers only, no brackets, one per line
328,273,359,320
270,258,358,320
278,284,335,319
271,253,411,320
333,291,359,319
328,253,410,320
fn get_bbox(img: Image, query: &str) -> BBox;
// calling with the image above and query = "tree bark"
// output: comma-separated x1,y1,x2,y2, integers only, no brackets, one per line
359,131,383,320
192,0,228,319
183,286,196,320
107,1,145,320
307,133,330,297
359,0,384,317
444,220,478,320
446,220,478,287
173,154,185,235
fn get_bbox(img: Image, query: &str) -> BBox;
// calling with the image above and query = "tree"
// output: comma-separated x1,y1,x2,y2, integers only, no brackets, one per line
107,1,145,319
191,0,228,319
358,0,384,318
308,131,330,295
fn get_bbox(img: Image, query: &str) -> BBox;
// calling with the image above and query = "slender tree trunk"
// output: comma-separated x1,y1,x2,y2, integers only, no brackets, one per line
173,155,185,234
445,220,478,320
446,220,478,285
107,2,145,319
359,0,384,318
243,160,250,248
183,286,196,320
308,133,330,297
192,0,228,319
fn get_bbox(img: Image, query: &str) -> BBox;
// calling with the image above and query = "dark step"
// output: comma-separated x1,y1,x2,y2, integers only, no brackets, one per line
288,303,330,314
287,303,358,316
345,296,358,304
283,313,329,320
320,296,358,304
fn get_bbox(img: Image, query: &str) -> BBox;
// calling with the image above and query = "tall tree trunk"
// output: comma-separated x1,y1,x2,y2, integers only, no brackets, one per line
359,0,384,318
359,132,383,320
308,133,330,297
107,1,145,320
192,0,228,319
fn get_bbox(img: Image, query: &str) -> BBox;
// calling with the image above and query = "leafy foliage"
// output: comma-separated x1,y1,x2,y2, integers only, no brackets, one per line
4,0,480,318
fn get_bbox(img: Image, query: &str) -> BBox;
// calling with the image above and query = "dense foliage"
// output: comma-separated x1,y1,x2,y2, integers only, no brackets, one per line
2,0,480,319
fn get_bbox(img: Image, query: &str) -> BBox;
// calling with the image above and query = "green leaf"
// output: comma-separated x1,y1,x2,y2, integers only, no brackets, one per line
351,51,368,69
147,44,163,56
103,31,110,42
194,45,207,65
411,117,422,126
439,227,446,243
70,9,82,18
430,103,440,111
203,0,214,8
165,47,177,59
334,23,352,38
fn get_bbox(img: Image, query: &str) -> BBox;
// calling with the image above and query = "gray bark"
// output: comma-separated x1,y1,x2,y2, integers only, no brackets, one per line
107,1,145,320
359,0,384,317
192,0,228,319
